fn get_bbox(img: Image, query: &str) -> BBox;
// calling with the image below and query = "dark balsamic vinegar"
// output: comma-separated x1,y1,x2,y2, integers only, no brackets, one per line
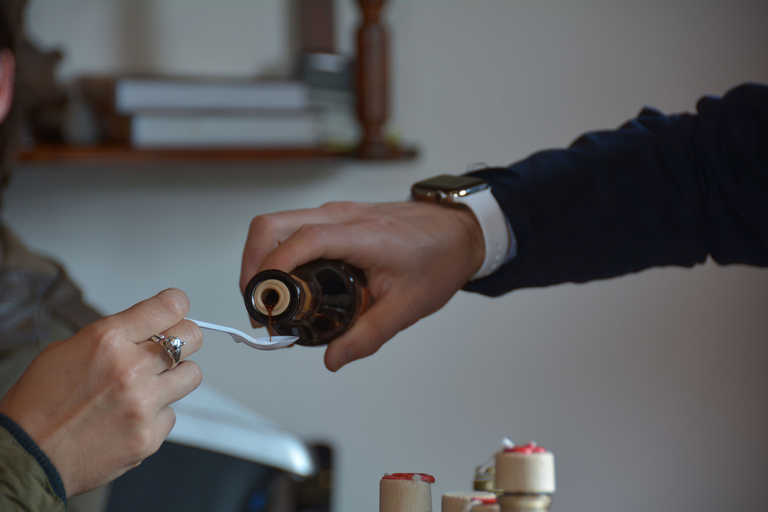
265,303,274,342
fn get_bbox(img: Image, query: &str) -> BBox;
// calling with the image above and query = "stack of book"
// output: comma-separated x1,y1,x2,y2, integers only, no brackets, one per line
79,75,330,149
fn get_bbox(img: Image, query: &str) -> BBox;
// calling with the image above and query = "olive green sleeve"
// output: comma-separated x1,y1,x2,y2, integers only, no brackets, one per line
0,424,67,512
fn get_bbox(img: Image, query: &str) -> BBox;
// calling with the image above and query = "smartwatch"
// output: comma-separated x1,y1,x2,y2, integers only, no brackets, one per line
411,174,509,280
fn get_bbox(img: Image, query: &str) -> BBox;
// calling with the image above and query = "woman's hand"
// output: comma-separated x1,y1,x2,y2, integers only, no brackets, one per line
0,288,203,497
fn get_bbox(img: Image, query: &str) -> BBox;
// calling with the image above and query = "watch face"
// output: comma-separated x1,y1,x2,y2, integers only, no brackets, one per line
411,174,489,201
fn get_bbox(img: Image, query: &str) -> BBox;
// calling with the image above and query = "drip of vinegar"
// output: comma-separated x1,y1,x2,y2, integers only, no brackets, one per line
266,303,274,342
262,288,280,343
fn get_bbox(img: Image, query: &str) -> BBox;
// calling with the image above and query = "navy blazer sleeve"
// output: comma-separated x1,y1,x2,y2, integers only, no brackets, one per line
464,83,768,297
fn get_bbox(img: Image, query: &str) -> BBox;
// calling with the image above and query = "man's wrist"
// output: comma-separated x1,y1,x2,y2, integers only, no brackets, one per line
455,187,510,280
410,173,515,281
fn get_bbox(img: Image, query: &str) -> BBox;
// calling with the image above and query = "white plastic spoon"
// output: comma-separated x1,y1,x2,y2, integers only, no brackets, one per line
187,318,298,350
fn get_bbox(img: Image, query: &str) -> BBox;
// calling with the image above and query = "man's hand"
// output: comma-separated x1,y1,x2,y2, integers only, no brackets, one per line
240,201,484,371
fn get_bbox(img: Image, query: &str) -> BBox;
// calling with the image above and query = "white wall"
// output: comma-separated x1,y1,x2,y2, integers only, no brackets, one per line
5,1,768,511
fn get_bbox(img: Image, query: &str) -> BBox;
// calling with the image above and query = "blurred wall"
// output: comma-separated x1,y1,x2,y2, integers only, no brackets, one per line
4,1,768,511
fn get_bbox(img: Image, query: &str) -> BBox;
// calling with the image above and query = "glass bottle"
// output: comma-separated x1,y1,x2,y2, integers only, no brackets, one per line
243,259,370,346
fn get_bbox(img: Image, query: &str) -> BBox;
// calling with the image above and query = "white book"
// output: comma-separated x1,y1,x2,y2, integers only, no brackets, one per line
130,110,322,148
308,87,358,145
113,78,310,113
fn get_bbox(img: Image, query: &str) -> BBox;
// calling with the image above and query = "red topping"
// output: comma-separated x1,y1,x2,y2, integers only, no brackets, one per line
382,473,436,483
504,441,546,454
475,497,497,505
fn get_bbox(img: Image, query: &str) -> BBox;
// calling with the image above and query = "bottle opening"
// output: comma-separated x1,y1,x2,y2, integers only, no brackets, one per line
261,289,280,310
253,278,292,317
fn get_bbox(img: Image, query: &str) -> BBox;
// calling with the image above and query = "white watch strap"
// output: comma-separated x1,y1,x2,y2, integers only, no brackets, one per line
452,187,510,280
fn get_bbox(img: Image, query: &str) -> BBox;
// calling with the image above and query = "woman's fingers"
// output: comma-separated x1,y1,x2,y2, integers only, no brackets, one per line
142,318,203,375
104,288,191,346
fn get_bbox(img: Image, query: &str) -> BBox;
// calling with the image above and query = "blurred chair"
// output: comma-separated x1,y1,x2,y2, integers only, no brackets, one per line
104,384,331,512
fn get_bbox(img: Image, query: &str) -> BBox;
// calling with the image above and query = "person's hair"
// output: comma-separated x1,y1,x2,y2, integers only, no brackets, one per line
0,0,18,195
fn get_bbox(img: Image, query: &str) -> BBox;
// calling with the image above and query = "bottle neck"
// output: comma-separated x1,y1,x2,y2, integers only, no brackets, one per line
497,494,552,512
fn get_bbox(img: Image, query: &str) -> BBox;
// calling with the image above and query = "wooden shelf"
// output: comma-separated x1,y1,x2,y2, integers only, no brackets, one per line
17,143,418,166
17,0,417,167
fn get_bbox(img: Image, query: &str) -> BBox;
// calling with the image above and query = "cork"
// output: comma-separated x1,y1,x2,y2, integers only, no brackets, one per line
494,443,555,494
380,473,435,512
442,492,497,512
471,500,500,512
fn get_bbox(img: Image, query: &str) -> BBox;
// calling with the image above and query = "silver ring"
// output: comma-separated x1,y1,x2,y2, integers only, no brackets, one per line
149,334,186,369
